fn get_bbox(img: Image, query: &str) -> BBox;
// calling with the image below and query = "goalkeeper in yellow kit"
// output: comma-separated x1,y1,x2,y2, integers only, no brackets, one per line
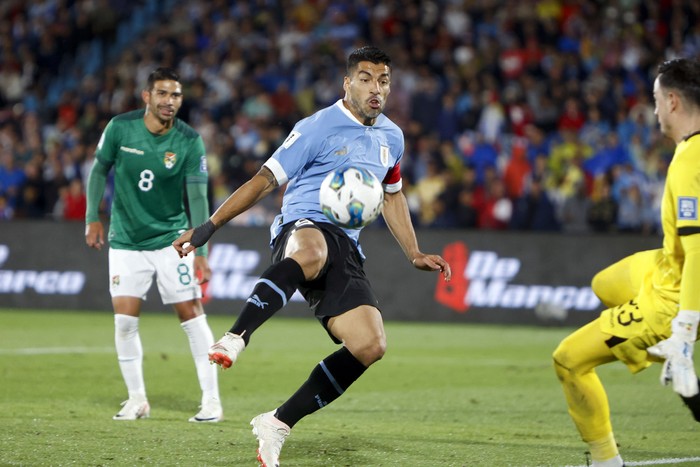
553,58,700,467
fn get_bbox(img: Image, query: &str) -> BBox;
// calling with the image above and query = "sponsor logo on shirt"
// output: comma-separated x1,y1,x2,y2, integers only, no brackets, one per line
200,155,208,173
164,152,176,169
282,130,301,149
678,196,698,221
334,146,348,156
120,146,144,155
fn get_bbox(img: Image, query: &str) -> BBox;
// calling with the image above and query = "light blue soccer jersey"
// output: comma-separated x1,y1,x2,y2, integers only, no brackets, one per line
264,100,404,248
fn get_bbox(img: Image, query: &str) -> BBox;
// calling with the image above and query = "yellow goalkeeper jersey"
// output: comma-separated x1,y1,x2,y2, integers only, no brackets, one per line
644,132,700,331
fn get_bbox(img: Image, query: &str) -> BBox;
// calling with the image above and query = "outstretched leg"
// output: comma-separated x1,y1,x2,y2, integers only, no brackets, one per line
210,224,326,369
229,258,306,343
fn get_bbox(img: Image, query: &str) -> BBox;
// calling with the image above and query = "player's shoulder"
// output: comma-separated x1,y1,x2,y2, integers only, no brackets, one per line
112,109,145,124
173,118,200,140
376,113,403,135
671,136,700,173
376,114,405,149
297,104,338,130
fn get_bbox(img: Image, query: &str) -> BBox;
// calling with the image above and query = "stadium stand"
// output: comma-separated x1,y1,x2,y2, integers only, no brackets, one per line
0,0,698,235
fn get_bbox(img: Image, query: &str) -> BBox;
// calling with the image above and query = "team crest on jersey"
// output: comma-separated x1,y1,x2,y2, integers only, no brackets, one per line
164,152,176,169
678,196,698,220
111,275,120,287
380,145,390,167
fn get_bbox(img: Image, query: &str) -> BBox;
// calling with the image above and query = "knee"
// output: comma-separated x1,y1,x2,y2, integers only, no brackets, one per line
590,271,606,302
552,340,574,382
353,336,387,366
290,246,326,280
114,314,139,336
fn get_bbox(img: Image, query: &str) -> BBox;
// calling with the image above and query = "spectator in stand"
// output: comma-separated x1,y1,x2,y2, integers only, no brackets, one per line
412,158,447,227
502,141,531,200
477,89,506,144
1,0,698,236
436,92,460,142
558,97,586,133
0,194,12,220
431,166,479,229
616,183,645,233
410,68,443,135
477,172,512,230
559,179,592,234
0,150,26,210
579,106,611,149
459,132,499,187
62,178,86,221
583,133,632,178
549,129,593,182
587,174,618,233
13,158,46,219
510,175,561,232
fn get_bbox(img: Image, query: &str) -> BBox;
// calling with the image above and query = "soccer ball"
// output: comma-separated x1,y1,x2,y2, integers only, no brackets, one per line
319,166,384,229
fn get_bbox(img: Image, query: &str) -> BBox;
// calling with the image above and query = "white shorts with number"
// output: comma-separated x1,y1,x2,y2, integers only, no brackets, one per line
108,246,202,305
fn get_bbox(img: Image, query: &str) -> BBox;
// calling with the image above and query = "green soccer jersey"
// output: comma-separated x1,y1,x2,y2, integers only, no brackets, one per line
94,109,208,250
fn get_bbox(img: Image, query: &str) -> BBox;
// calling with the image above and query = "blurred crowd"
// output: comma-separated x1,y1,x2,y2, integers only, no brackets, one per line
1,0,699,235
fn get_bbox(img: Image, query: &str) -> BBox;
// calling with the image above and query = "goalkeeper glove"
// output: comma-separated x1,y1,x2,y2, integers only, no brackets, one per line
648,310,700,398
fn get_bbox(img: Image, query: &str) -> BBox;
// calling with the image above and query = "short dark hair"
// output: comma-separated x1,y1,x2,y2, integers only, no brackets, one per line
346,46,392,75
657,58,700,108
146,67,180,91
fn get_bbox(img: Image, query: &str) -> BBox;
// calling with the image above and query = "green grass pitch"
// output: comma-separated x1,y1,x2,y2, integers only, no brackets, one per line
1,308,699,466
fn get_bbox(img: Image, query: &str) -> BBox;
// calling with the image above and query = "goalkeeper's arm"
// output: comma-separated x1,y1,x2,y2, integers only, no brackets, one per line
648,234,700,397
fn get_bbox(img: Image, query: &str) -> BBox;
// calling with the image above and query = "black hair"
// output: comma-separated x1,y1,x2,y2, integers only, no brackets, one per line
657,58,700,108
346,46,392,75
146,67,180,91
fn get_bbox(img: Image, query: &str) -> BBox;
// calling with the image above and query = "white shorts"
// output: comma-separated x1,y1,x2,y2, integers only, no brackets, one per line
108,246,202,305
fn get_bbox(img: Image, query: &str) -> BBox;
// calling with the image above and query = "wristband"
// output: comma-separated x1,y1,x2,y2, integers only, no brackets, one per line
190,219,216,247
673,310,700,343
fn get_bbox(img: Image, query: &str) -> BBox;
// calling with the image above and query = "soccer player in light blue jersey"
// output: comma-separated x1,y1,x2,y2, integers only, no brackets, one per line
173,46,451,467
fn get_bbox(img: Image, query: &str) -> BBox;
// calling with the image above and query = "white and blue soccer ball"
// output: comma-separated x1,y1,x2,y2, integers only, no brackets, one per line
319,166,384,229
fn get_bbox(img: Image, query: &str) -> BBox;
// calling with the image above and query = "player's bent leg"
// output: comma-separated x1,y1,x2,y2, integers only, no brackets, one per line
225,257,306,348
591,249,659,308
326,305,386,366
553,318,622,465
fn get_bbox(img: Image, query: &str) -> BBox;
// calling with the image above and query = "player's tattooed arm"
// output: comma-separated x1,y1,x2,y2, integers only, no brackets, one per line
210,165,279,228
258,166,279,190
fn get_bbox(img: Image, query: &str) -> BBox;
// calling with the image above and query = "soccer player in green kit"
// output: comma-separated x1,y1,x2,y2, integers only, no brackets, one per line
85,68,221,422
